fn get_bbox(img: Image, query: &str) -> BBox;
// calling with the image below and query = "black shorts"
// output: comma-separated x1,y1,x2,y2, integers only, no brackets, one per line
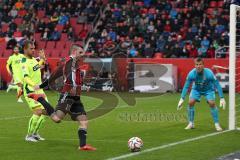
56,94,86,121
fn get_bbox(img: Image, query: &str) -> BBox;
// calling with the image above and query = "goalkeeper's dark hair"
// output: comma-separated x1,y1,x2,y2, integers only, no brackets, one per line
195,57,204,64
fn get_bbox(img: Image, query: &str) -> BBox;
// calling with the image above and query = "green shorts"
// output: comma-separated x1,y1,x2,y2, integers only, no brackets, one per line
24,89,48,110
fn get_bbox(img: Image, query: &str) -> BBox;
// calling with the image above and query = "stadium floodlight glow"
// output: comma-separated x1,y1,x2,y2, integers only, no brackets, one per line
229,4,240,130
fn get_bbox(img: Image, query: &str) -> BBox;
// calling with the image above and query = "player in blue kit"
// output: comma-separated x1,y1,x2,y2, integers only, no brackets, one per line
177,58,226,131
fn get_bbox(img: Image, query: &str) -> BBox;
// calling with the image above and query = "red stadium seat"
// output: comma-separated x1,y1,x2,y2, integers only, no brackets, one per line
65,41,72,50
210,1,217,8
46,41,56,49
3,49,13,57
61,33,68,41
218,1,224,7
51,49,60,58
0,49,4,57
34,33,41,41
206,8,214,15
86,24,93,32
37,41,46,49
14,18,23,25
218,8,223,14
44,49,52,57
70,18,77,26
56,41,65,50
43,17,50,23
2,24,8,32
60,50,69,57
74,41,83,47
72,24,83,35
56,24,64,32
0,41,7,50
37,10,45,19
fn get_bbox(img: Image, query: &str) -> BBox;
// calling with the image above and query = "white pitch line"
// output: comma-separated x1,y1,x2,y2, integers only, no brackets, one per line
0,115,30,120
106,130,231,160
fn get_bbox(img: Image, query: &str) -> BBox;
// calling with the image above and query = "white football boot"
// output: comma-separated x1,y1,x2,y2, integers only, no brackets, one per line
25,135,38,142
185,122,194,130
215,123,223,131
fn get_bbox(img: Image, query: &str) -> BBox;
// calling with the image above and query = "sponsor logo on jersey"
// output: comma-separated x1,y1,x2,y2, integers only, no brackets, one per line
33,64,40,71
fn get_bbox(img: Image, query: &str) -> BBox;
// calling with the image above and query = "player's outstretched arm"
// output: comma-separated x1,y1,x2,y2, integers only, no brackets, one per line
6,58,12,75
177,74,192,110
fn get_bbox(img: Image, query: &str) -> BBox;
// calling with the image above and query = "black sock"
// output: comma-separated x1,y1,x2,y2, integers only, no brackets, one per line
78,128,87,147
37,97,55,115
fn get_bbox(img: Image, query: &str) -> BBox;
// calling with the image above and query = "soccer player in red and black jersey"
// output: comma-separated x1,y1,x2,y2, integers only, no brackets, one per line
29,44,96,151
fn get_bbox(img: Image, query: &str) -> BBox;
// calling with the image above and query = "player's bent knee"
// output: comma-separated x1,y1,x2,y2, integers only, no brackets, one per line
208,100,216,107
32,107,44,116
188,100,196,106
79,120,88,128
51,113,62,123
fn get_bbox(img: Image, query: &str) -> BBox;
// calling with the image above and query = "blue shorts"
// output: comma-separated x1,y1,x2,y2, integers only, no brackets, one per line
189,89,215,102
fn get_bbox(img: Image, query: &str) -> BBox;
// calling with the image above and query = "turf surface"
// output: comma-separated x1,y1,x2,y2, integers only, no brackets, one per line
0,91,239,160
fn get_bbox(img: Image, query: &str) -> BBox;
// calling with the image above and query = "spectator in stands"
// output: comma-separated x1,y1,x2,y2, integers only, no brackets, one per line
67,27,76,41
209,15,218,28
156,35,166,52
6,36,17,49
36,19,46,33
41,28,50,41
77,12,88,24
58,13,69,26
128,45,138,58
201,36,210,49
15,0,24,10
207,44,215,58
198,45,207,58
79,27,88,40
6,27,13,38
147,21,155,33
9,6,18,18
144,43,154,58
50,12,59,24
2,12,12,24
0,28,6,38
22,27,31,37
23,12,32,22
189,45,198,58
13,28,22,38
18,20,29,32
163,44,171,58
172,44,183,58
45,4,54,17
50,27,61,41
62,21,71,33
9,19,17,32
108,28,117,41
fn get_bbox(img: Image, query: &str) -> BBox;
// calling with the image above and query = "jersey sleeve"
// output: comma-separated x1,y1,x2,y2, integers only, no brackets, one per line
209,70,224,98
6,56,12,73
181,72,193,99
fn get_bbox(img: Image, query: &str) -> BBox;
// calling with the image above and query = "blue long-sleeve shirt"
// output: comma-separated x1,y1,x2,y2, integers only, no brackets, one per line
181,68,224,99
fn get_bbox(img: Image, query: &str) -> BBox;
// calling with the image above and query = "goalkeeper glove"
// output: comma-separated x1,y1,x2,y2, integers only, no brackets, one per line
219,98,226,110
177,98,184,110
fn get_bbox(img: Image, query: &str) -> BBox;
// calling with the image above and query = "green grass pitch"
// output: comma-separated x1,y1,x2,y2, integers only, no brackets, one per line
0,91,240,160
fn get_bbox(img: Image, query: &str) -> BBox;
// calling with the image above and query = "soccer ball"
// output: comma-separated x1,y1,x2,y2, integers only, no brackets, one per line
128,137,143,152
